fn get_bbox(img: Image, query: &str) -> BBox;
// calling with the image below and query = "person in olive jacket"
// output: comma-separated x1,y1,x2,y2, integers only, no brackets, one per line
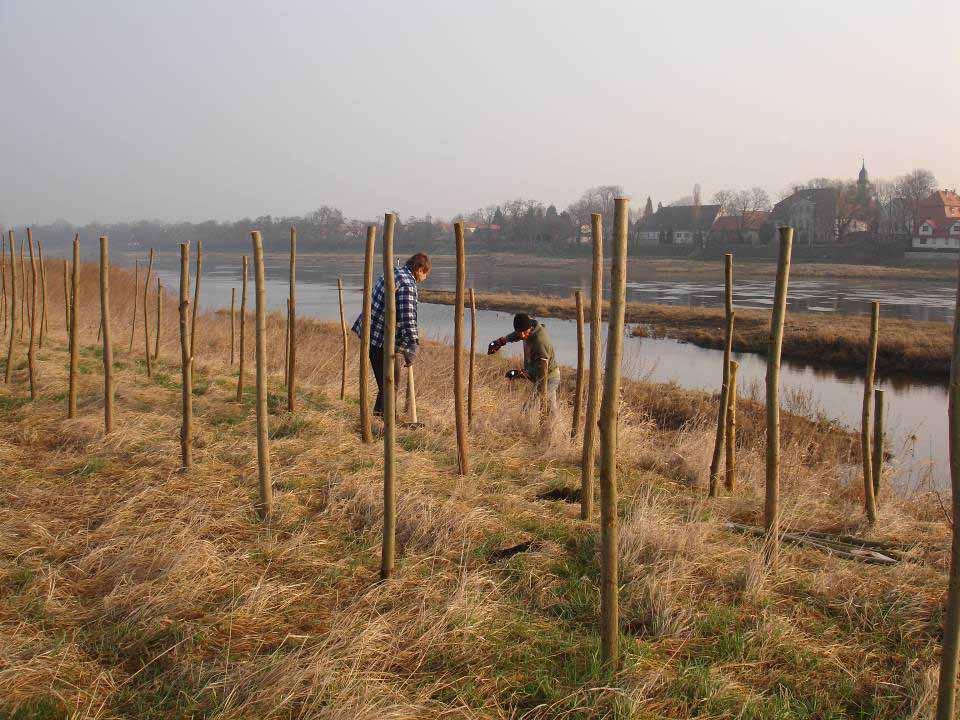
487,313,560,410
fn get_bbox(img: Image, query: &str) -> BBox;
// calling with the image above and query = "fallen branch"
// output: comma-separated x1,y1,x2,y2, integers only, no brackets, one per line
725,522,901,565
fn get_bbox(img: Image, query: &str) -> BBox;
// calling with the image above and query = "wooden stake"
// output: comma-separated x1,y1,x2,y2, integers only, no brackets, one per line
288,227,297,412
572,289,585,439
142,249,154,377
540,356,550,431
359,226,376,444
580,213,603,521
0,233,6,335
26,229,38,400
154,278,162,361
709,254,734,497
935,257,960,720
283,298,290,387
338,278,347,401
873,387,884,499
406,364,418,424
710,310,736,497
381,214,397,580
861,301,880,524
128,259,139,352
725,360,739,492
3,231,15,384
190,241,202,375
99,236,114,434
453,221,469,476
37,238,47,348
600,198,629,668
252,232,272,518
178,244,192,468
68,237,80,418
236,256,248,403
764,227,793,567
230,287,236,365
468,287,477,427
19,240,25,340
62,258,70,338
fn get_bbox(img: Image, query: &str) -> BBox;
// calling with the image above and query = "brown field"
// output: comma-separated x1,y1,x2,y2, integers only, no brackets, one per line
0,261,952,718
422,289,953,378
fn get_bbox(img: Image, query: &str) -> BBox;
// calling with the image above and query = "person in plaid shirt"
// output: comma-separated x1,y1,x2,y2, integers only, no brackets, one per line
352,252,431,415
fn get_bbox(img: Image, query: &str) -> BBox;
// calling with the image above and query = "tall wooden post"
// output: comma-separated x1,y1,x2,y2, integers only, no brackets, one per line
178,244,192,468
338,278,347,400
252,232,272,519
19,240,25,340
236,256,248,402
453,221,469,476
381,214,398,580
26,230,38,400
710,310,736,497
0,233,6,335
37,238,47,348
62,259,70,337
359,226,376,443
764,227,793,567
861,301,880,524
68,238,79,418
724,360,739,492
230,287,236,365
600,198,629,668
154,278,162,360
128,259,139,352
572,289,585,439
143,249,154,378
935,255,960,720
190,241,202,376
709,254,734,496
283,299,290,387
580,213,604,521
468,287,477,427
99,237,114,434
3,231,15,384
873,387,884,499
287,227,297,412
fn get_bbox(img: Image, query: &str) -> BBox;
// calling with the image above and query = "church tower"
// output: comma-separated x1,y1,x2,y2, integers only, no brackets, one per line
857,159,869,191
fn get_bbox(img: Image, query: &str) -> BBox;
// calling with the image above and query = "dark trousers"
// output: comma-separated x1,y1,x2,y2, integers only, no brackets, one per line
369,345,401,415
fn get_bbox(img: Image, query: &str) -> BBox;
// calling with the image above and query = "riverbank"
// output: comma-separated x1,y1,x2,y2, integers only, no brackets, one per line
422,288,953,379
0,263,949,717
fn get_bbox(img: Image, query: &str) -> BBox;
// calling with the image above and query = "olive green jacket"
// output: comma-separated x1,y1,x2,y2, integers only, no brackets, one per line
506,322,560,382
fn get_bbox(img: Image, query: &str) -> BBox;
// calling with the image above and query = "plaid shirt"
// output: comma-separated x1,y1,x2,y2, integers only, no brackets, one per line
351,265,419,350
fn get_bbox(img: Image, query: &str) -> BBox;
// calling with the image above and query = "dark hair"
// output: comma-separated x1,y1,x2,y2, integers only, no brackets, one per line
404,253,431,274
513,313,535,332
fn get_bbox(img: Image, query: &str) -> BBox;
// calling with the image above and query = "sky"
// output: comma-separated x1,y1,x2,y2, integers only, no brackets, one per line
1,0,957,226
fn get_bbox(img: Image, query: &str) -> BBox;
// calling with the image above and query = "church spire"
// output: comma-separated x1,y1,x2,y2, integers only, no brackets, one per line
858,158,868,188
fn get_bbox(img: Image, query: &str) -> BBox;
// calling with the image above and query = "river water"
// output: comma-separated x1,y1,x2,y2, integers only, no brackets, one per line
154,253,950,491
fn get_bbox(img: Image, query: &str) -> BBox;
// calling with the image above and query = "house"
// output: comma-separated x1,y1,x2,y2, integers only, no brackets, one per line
911,190,960,251
771,162,874,244
635,204,722,246
709,211,771,245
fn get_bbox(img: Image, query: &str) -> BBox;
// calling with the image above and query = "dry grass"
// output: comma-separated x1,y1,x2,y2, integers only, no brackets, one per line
422,288,952,378
0,261,952,718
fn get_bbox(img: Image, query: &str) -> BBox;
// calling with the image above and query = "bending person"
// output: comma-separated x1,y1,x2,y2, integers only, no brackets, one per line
487,312,560,410
352,252,431,416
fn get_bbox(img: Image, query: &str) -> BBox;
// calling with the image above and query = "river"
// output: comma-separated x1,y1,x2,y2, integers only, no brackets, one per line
154,252,950,492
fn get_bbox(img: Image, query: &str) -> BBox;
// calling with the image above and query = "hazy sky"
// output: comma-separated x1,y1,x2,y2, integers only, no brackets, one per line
1,0,957,226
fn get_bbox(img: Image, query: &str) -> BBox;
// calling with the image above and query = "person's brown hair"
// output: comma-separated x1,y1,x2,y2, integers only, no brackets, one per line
404,253,431,274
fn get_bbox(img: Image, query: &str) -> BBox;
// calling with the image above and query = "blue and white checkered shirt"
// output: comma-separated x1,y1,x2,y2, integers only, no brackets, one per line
351,265,419,350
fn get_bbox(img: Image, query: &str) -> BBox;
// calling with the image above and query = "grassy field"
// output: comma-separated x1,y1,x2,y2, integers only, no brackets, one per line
422,289,952,379
0,263,952,718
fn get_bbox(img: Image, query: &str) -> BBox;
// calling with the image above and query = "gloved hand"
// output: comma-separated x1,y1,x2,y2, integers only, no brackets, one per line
487,337,507,355
403,344,418,367
505,369,524,380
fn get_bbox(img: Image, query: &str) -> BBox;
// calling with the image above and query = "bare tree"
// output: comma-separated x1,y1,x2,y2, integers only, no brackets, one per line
713,187,772,242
